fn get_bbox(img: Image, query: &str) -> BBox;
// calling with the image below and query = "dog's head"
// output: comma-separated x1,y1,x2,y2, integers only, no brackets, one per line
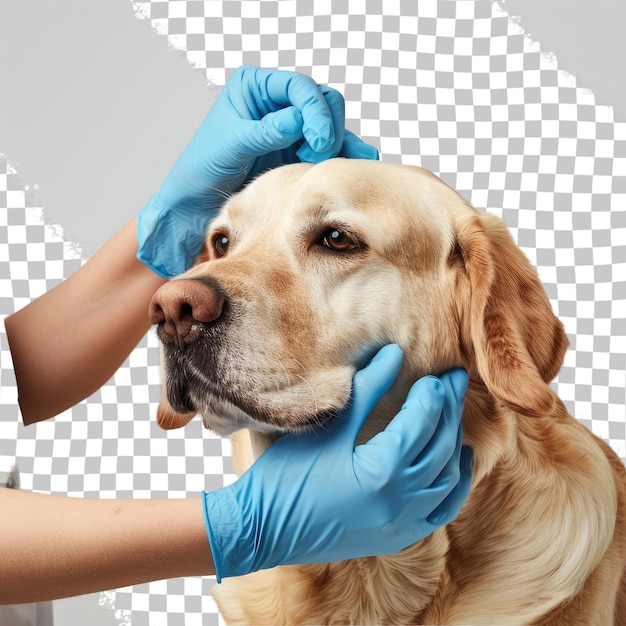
149,159,568,438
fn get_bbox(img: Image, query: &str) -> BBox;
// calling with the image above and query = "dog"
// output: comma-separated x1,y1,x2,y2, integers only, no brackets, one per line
149,159,626,625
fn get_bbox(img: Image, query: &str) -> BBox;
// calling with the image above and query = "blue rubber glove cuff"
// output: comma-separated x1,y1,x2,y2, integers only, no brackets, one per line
137,204,207,279
203,487,244,584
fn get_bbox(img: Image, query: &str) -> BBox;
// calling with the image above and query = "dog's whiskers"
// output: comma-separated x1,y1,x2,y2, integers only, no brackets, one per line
274,357,292,393
206,185,233,202
294,373,319,415
291,359,306,373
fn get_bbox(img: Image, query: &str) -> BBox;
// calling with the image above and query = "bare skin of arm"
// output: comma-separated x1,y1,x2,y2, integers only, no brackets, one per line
4,218,166,424
1,219,217,603
0,489,214,604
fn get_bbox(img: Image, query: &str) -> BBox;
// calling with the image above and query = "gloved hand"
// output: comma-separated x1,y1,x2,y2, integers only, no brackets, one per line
137,64,379,278
203,344,473,582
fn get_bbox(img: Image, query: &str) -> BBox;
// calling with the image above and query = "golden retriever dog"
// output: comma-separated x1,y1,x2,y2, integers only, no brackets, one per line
149,159,626,625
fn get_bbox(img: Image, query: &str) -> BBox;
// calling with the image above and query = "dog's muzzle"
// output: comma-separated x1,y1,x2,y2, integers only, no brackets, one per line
149,277,225,347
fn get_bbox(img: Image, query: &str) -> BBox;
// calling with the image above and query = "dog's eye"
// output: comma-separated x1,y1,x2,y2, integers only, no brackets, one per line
213,233,229,257
320,228,360,252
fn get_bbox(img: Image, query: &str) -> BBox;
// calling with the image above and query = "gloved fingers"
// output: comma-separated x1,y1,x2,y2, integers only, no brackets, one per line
412,369,468,478
328,344,403,445
405,398,464,492
338,130,380,160
237,107,305,158
362,376,445,469
380,368,466,476
426,445,473,527
439,368,469,419
420,367,468,474
296,86,345,162
410,416,463,504
397,427,465,535
406,367,467,474
260,67,337,153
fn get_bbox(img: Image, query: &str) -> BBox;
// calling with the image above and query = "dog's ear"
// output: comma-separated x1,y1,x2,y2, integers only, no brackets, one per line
156,395,196,430
453,210,569,417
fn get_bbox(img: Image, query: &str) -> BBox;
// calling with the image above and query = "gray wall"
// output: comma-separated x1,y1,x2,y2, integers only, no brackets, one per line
0,0,216,258
498,0,626,120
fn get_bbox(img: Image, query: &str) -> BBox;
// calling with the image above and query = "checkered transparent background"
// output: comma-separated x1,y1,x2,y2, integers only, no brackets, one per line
1,0,625,623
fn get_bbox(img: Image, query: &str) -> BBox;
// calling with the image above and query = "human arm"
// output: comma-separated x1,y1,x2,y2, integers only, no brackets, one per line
4,218,166,425
0,489,212,604
4,218,165,425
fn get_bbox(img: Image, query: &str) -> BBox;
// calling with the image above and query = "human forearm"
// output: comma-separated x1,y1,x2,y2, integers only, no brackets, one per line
5,218,166,424
0,489,213,604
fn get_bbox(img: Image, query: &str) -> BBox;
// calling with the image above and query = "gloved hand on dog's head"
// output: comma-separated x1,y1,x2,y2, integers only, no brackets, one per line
203,344,473,582
137,64,379,278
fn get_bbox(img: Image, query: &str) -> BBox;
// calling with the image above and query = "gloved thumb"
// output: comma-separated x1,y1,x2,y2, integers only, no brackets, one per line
243,106,305,156
331,344,404,445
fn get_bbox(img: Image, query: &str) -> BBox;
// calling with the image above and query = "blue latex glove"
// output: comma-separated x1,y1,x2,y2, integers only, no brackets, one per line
203,345,472,582
137,65,379,278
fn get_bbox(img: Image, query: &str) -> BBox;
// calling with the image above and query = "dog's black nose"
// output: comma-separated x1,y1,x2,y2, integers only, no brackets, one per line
149,278,224,346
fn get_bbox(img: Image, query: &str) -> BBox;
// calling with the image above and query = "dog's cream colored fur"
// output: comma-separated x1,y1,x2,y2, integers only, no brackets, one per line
156,159,626,625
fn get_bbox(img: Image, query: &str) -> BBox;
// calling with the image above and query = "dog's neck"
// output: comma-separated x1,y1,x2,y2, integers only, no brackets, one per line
244,377,514,491
461,380,516,483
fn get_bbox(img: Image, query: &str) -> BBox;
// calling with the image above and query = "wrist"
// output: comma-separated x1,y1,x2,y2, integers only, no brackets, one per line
136,199,205,278
202,486,250,583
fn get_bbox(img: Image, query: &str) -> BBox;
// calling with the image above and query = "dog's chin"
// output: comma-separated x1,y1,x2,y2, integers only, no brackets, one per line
161,358,357,433
198,401,339,437
160,351,358,435
161,376,348,435
200,406,286,437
